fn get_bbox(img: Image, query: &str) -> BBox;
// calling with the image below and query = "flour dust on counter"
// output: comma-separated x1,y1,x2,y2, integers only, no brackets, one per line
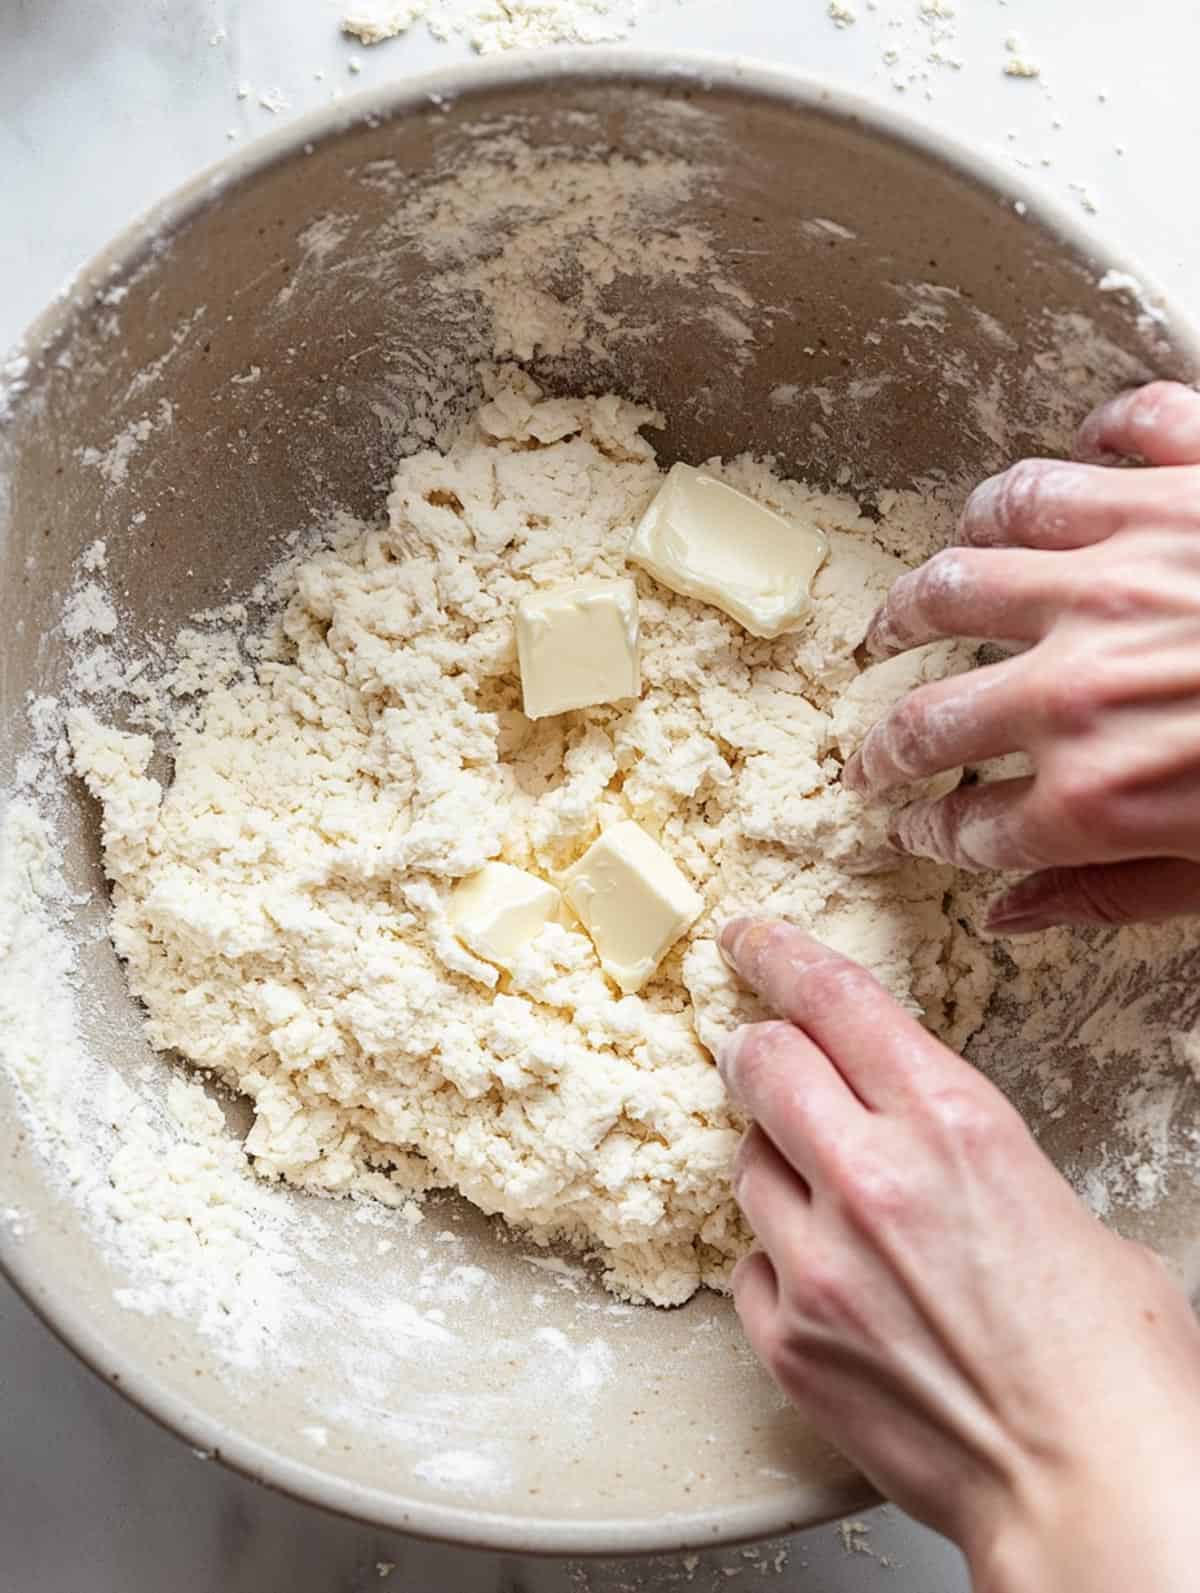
69,373,995,1307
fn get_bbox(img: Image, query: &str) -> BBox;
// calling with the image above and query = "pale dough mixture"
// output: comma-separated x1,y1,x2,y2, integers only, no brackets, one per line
70,376,994,1305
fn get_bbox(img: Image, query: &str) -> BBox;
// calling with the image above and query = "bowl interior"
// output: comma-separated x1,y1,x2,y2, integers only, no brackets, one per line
2,58,1199,1553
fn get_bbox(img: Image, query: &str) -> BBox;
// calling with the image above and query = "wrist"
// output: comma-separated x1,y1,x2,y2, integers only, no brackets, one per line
964,1448,1200,1593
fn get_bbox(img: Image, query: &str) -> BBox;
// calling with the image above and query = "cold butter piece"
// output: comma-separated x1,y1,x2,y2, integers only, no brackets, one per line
450,862,562,969
562,820,703,995
628,462,829,639
516,578,640,720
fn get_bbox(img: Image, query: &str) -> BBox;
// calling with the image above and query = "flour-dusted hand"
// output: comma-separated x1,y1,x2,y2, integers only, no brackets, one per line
842,380,1200,931
718,918,1200,1593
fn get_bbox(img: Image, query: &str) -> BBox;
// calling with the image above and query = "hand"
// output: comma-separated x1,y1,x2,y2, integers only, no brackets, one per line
719,918,1200,1593
842,380,1200,932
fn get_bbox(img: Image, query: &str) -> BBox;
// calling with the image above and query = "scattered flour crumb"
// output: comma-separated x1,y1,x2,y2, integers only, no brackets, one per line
1098,269,1167,331
62,584,118,641
839,1519,875,1557
340,0,644,51
342,1,426,42
79,402,172,488
1003,35,1041,77
1069,180,1099,214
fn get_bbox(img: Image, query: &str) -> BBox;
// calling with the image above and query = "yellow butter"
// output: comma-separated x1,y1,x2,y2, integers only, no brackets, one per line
629,463,829,639
562,820,703,995
516,578,640,720
450,862,562,969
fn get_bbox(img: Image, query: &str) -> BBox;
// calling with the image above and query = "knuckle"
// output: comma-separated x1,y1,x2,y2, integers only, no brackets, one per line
795,955,875,1012
731,1020,794,1090
1033,668,1102,735
925,1085,1011,1151
1037,769,1134,853
1077,567,1144,623
918,548,969,616
783,1255,856,1329
995,459,1052,534
765,1340,816,1399
884,693,934,778
840,1155,912,1226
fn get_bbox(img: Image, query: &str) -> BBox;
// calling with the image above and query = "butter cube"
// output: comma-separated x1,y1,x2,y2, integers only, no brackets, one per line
562,820,703,994
450,862,561,969
516,578,640,720
628,463,829,639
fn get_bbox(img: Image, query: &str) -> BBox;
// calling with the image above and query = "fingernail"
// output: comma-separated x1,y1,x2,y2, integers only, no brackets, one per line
842,750,865,793
863,609,897,660
718,917,754,971
984,909,1047,936
956,472,1003,545
886,814,909,852
985,874,1056,933
716,1029,743,1084
888,802,935,862
730,1132,750,1189
984,887,1053,935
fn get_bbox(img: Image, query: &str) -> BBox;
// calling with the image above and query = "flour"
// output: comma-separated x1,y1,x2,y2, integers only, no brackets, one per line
382,138,748,368
341,0,642,52
103,1074,300,1366
342,2,427,46
79,399,174,487
0,799,302,1362
67,376,993,1307
61,582,118,641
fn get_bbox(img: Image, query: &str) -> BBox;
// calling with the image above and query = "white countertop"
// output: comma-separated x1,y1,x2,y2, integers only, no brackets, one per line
2,2,1197,1589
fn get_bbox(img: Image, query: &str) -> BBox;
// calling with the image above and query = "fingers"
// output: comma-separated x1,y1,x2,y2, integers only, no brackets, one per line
719,920,960,1109
954,458,1200,551
731,1248,780,1355
718,1019,864,1175
732,1124,810,1263
890,776,1068,872
986,858,1200,933
843,660,1025,798
1074,381,1200,466
863,547,1071,660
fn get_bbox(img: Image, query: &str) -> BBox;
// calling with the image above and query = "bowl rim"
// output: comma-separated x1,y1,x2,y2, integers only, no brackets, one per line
3,45,1199,1558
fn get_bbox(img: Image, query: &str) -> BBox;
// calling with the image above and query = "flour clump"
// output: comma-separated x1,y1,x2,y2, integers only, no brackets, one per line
69,379,993,1306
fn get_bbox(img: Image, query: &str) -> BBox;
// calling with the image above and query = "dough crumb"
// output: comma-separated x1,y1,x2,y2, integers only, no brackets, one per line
341,1,426,44
71,384,993,1307
1003,35,1041,77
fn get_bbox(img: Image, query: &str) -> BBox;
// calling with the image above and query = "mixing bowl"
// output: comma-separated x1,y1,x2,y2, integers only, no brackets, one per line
3,52,1199,1556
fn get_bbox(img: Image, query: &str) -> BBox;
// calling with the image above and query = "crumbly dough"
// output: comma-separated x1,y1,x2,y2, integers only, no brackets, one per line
70,379,994,1306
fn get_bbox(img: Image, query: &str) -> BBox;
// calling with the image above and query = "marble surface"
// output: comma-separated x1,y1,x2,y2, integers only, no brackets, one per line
3,1,1198,1589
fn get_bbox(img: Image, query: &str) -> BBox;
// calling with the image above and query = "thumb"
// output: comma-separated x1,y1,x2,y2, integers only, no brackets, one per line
986,859,1200,934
